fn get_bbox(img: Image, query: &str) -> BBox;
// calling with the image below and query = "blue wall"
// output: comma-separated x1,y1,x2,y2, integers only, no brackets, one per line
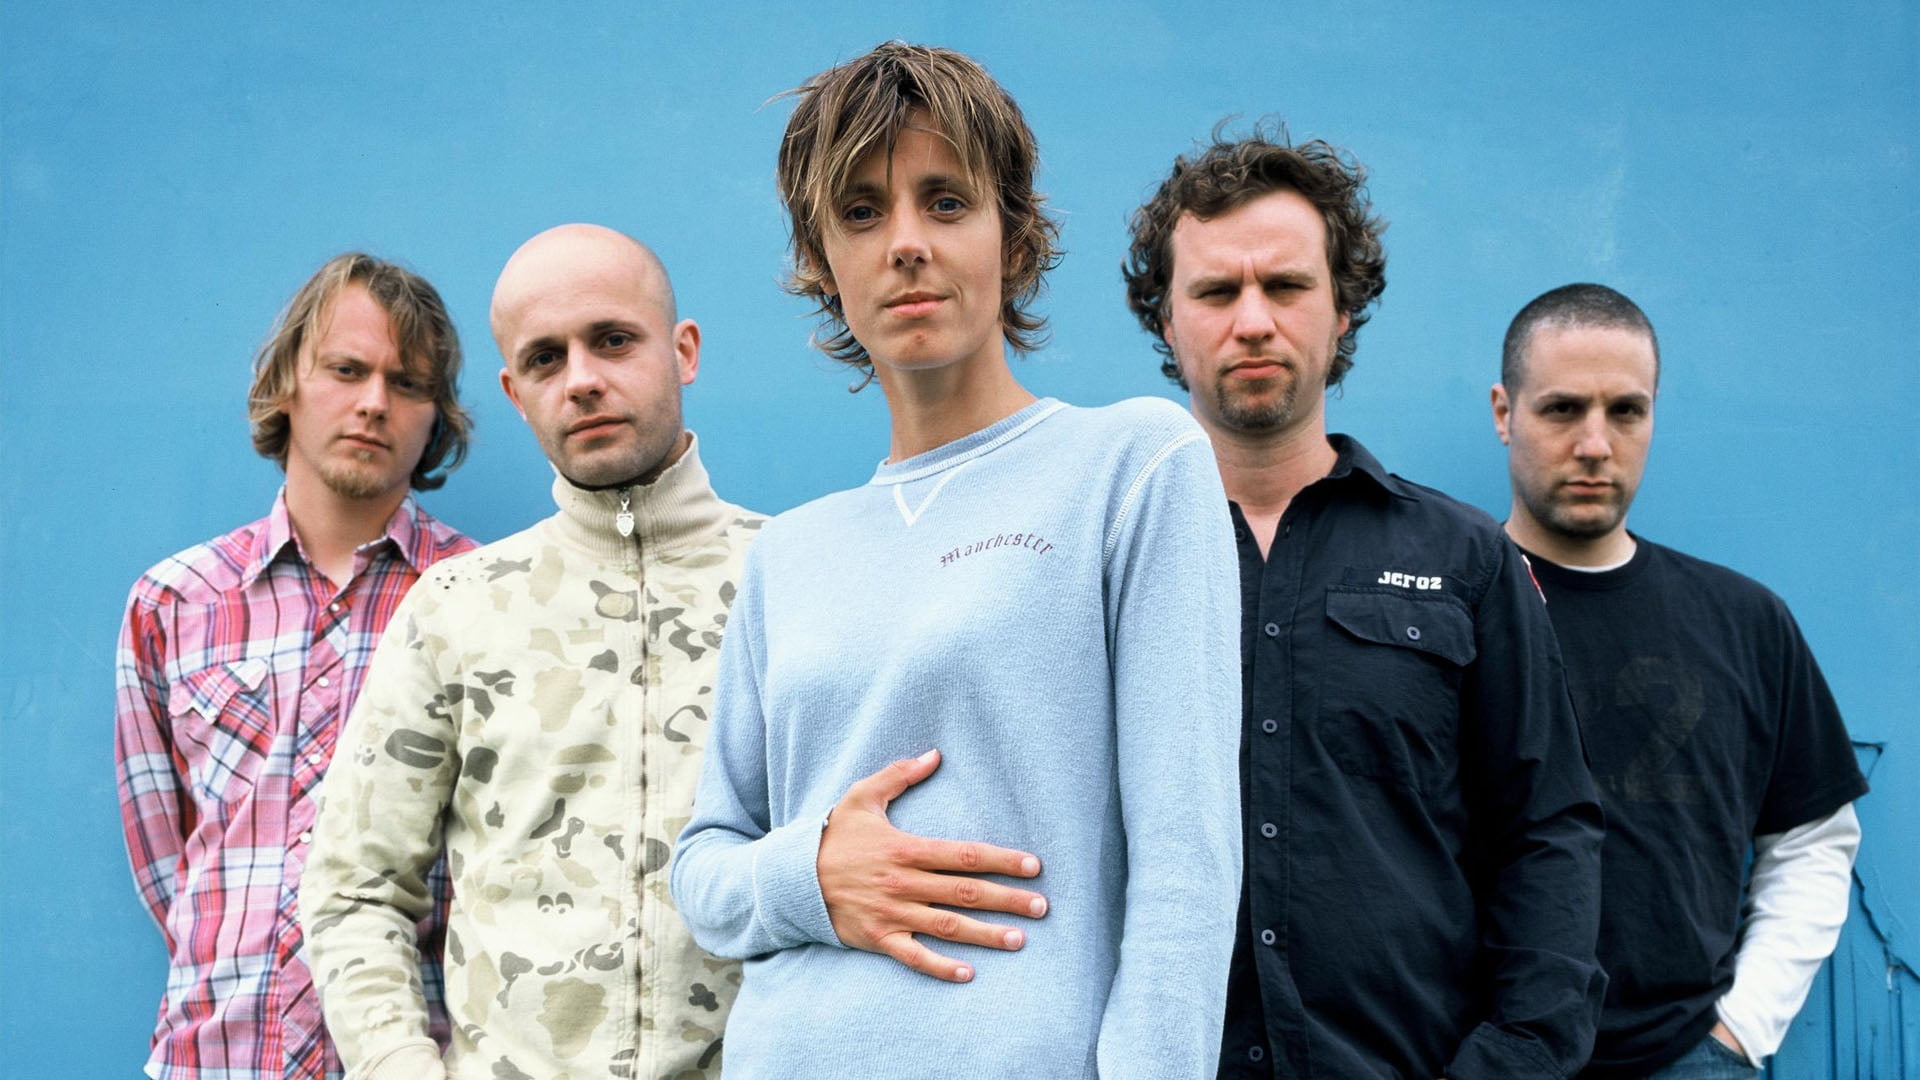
3,3,1914,1076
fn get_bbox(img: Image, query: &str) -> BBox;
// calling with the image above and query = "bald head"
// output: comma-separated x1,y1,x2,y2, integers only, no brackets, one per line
490,223,676,347
492,223,701,489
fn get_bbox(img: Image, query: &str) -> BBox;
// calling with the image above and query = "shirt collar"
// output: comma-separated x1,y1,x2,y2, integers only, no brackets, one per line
1323,433,1418,502
242,488,427,587
549,431,733,559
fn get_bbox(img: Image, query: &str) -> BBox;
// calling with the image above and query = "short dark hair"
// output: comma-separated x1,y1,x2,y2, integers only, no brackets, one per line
1502,283,1660,390
248,252,470,490
1124,123,1386,388
776,41,1062,374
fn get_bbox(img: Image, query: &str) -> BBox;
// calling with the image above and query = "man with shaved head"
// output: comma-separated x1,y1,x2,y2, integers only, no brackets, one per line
303,224,763,1080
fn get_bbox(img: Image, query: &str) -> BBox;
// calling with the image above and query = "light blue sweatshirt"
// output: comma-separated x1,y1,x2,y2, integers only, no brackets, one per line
670,397,1242,1079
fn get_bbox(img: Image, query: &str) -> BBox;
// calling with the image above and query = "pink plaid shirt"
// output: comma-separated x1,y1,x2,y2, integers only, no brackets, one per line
115,492,474,1080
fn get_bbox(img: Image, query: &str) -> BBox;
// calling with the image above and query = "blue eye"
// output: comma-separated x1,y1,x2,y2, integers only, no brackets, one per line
844,205,878,223
932,196,964,213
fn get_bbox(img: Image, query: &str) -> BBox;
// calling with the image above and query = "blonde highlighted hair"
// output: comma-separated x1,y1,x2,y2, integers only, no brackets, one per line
247,252,471,490
776,41,1062,373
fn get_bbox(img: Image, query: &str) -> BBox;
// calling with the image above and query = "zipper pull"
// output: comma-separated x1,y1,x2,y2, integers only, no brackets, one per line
616,492,635,538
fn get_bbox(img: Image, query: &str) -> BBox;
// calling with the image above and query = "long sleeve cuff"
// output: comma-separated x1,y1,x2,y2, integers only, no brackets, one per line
1714,802,1861,1064
352,1040,445,1080
752,812,840,949
1445,1022,1568,1080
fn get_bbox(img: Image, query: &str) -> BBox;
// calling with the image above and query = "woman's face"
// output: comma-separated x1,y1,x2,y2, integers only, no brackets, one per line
819,118,1006,381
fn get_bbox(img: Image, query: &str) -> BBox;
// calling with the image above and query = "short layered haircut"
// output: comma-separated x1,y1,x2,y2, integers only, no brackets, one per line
248,252,471,490
1125,124,1387,388
776,41,1062,372
1502,283,1660,390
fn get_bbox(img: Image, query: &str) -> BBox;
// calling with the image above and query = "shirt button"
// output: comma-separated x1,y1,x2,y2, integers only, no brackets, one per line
1260,929,1276,946
1248,1046,1265,1063
317,676,331,688
328,602,341,613
297,831,313,845
1260,822,1278,838
1261,718,1278,734
1406,625,1422,642
1263,622,1280,637
307,753,325,767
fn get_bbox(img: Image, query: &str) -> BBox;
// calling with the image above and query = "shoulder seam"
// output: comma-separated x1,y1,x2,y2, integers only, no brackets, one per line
1103,430,1205,566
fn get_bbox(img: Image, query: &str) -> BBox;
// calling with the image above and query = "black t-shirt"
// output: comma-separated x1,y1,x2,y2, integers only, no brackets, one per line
1523,537,1868,1079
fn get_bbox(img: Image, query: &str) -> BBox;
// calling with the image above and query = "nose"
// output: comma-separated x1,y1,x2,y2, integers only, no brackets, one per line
563,341,606,402
1229,286,1276,344
356,374,390,418
1573,410,1612,461
887,209,930,269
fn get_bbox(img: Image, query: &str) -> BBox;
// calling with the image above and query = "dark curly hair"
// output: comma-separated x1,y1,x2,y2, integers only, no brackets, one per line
1123,124,1386,388
776,42,1062,376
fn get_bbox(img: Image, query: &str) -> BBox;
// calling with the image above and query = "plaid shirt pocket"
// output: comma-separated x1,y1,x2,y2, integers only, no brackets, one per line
167,656,274,806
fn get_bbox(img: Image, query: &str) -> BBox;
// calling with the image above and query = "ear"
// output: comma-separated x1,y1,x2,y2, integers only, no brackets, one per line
1490,383,1512,446
499,367,529,422
673,319,701,386
1337,310,1351,340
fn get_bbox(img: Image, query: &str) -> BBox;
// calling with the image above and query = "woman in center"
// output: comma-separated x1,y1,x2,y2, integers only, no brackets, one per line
671,42,1240,1079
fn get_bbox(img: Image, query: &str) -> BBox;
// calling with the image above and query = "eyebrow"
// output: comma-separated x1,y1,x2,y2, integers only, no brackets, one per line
514,320,643,363
838,172,975,202
1534,389,1653,406
1182,268,1318,295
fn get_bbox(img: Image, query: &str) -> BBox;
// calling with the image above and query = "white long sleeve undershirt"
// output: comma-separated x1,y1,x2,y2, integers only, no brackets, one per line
1714,801,1861,1064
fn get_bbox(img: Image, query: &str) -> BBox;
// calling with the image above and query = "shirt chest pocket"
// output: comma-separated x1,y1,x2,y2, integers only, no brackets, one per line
166,657,274,807
1316,588,1476,795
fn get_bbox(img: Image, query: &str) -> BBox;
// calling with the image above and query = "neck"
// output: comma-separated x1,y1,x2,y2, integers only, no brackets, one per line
1206,411,1338,521
875,350,1035,462
566,430,692,493
1502,506,1636,568
283,474,406,588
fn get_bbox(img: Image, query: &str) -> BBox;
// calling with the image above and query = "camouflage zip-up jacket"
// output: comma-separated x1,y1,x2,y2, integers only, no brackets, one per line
302,439,762,1080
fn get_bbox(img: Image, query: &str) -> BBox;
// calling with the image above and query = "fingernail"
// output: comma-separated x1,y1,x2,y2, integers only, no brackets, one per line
917,749,938,764
1020,856,1039,875
1004,929,1024,948
955,965,973,981
1029,896,1048,917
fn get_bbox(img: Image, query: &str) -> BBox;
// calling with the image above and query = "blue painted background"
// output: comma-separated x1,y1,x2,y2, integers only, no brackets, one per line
3,3,1914,1076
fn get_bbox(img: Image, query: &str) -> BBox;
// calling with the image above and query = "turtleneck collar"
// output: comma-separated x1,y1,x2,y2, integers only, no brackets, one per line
549,432,733,560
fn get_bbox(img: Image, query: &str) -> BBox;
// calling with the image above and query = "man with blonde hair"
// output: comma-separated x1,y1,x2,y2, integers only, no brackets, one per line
115,252,475,1080
304,224,763,1080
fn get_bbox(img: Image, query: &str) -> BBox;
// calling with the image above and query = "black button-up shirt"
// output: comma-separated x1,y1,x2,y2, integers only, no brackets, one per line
1219,435,1605,1080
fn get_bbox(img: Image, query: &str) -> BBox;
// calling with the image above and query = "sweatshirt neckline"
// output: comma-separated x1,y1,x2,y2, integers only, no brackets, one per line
869,398,1066,486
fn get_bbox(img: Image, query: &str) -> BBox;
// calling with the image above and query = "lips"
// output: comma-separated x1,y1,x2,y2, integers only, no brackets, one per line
338,433,389,452
1560,479,1615,496
567,416,626,438
884,291,945,318
1226,357,1290,378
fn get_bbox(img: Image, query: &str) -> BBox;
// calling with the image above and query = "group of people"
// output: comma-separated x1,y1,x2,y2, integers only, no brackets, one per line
114,41,1867,1080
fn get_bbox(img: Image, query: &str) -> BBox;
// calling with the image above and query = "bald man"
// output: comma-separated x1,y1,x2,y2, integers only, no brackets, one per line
302,224,764,1080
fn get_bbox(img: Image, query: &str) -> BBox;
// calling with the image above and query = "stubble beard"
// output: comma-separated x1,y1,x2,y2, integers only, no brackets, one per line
1523,483,1629,541
553,422,682,491
319,449,397,501
1212,368,1301,435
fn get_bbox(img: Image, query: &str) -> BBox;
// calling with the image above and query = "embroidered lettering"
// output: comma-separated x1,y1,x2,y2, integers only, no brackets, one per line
939,530,1055,567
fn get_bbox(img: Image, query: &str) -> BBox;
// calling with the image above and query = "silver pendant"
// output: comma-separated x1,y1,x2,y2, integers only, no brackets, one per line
616,509,635,537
